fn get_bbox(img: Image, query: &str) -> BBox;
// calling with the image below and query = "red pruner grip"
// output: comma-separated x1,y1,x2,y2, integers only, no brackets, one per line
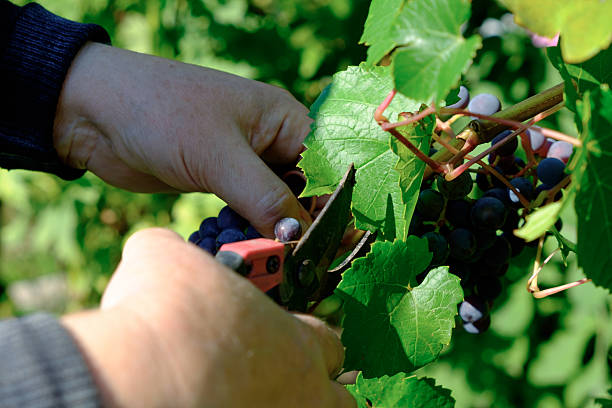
215,239,286,293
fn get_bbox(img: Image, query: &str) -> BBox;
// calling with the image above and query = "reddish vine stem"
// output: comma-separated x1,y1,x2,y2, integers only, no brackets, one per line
375,89,397,124
381,105,437,131
431,134,531,209
387,126,445,173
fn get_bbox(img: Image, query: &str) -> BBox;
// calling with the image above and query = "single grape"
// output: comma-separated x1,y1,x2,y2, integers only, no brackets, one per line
483,187,510,206
198,237,217,254
422,231,450,267
547,141,573,163
463,315,491,334
503,232,525,257
445,199,473,228
274,217,302,242
437,172,473,200
502,209,520,233
446,85,470,109
459,295,489,323
245,225,263,239
448,228,477,262
449,262,472,282
537,157,566,186
216,228,247,250
491,130,518,157
528,127,545,151
476,276,503,301
476,172,494,192
497,156,525,176
482,236,512,266
429,147,438,156
188,230,201,244
467,93,501,119
416,189,445,221
217,206,248,231
199,217,220,238
508,177,535,205
471,197,507,230
473,227,497,250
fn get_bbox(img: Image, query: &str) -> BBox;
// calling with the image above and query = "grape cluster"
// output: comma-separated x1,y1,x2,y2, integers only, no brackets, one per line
187,206,263,255
415,92,573,334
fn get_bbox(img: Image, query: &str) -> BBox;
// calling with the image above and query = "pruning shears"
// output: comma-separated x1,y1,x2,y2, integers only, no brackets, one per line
215,164,376,312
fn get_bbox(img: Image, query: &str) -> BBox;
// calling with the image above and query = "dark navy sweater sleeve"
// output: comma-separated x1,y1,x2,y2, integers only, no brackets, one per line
0,0,110,180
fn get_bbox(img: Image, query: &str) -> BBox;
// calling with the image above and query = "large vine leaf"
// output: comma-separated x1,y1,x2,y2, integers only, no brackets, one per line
572,86,612,291
502,0,612,63
299,64,425,240
336,238,463,377
346,372,455,408
362,0,481,103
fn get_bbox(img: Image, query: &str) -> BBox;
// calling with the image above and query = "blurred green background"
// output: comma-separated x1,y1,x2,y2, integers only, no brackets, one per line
1,0,610,407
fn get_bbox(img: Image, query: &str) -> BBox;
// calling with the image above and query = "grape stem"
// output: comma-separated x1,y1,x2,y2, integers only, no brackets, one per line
374,89,397,124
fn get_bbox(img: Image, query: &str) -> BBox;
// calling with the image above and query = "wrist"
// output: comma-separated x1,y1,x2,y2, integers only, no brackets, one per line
53,42,106,170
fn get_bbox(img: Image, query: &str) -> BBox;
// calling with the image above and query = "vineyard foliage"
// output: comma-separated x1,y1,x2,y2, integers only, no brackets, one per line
1,0,611,407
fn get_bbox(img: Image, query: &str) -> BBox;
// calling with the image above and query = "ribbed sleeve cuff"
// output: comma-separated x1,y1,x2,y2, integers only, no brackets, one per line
0,314,101,408
0,3,110,180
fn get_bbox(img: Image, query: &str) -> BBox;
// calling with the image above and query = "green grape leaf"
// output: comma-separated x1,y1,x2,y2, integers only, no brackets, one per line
572,86,612,290
548,46,612,112
346,372,455,408
514,202,562,242
360,0,405,64
390,112,435,238
336,238,463,377
299,64,424,240
502,0,612,63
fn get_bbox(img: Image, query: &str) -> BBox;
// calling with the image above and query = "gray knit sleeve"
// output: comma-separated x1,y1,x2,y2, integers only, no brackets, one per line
0,314,102,408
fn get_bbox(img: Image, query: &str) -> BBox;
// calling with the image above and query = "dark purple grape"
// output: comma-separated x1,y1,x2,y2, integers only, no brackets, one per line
483,188,510,206
437,172,473,200
503,232,525,257
217,206,248,231
459,295,489,323
216,228,247,250
245,225,263,239
422,231,450,267
445,199,473,228
468,93,501,119
491,130,518,157
547,141,573,163
476,172,494,192
188,231,201,244
537,158,566,186
463,315,491,334
198,237,217,254
449,262,472,282
274,217,302,242
482,236,512,266
429,147,438,156
476,276,503,301
497,156,525,176
473,227,497,250
502,209,520,233
448,228,477,262
471,197,507,230
508,177,535,205
416,189,445,221
199,217,220,238
447,85,470,109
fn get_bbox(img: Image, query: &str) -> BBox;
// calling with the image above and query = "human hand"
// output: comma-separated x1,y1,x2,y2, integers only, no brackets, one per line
53,42,312,236
62,228,355,408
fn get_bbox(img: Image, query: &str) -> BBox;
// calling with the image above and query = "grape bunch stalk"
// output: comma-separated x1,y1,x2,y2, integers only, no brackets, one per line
380,83,584,334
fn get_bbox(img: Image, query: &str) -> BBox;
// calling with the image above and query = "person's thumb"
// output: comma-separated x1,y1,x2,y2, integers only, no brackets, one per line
209,144,312,237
